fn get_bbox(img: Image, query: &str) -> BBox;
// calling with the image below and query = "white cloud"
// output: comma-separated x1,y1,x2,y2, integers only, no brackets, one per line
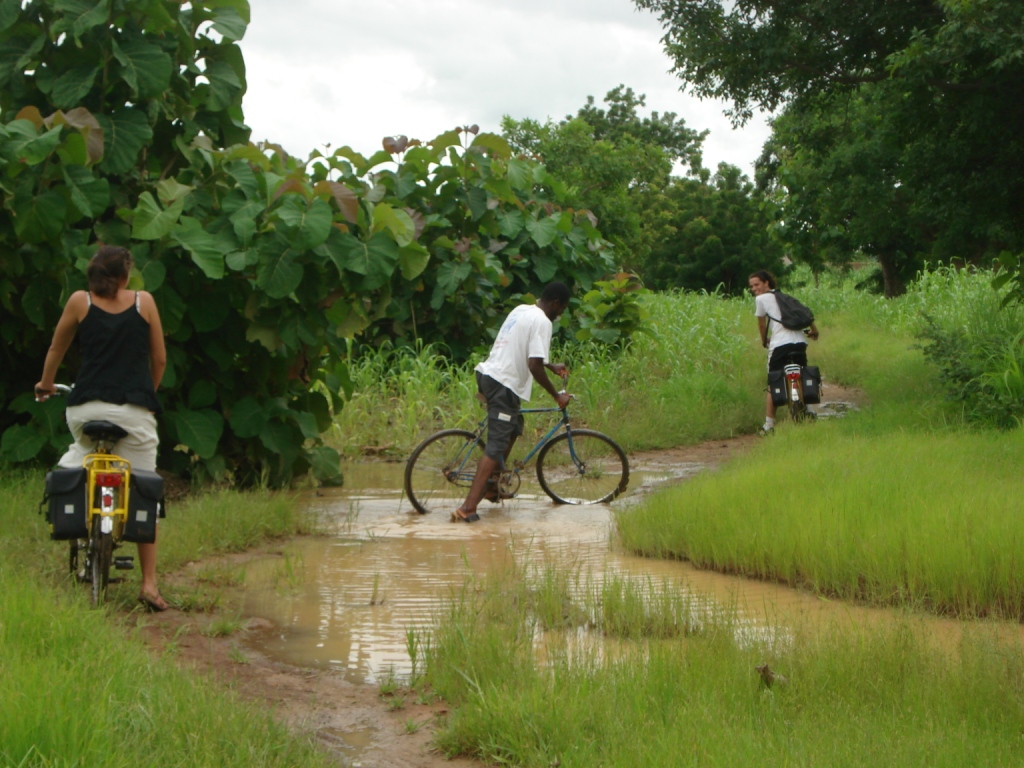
240,0,772,176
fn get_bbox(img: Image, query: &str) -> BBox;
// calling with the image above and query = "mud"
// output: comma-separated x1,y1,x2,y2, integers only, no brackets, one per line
125,382,864,765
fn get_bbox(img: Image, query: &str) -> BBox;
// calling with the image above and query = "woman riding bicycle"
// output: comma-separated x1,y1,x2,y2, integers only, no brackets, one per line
35,245,169,611
748,270,819,435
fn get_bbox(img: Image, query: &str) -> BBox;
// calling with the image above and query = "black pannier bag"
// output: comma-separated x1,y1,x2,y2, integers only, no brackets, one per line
767,370,788,407
122,469,165,544
801,366,822,404
43,467,89,540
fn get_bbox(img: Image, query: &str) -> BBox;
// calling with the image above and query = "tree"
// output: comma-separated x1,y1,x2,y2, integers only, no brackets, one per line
645,164,785,294
502,86,705,270
0,2,620,486
637,0,1024,294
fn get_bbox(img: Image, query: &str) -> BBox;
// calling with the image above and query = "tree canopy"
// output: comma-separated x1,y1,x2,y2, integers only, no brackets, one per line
0,0,621,486
638,0,1024,296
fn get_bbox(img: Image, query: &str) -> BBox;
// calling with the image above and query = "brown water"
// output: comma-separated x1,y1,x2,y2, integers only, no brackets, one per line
239,456,1000,688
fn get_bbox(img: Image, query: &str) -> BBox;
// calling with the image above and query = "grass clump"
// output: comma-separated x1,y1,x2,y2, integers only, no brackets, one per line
425,556,1024,767
0,570,330,768
617,427,1024,618
0,468,329,767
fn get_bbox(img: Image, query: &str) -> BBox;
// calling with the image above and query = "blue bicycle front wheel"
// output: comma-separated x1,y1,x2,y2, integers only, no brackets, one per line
536,429,629,504
404,429,484,515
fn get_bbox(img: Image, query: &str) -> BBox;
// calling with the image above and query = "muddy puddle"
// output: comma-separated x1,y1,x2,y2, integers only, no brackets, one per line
235,444,981,689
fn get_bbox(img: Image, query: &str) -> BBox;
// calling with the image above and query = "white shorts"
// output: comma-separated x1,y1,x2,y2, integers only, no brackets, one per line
58,402,159,472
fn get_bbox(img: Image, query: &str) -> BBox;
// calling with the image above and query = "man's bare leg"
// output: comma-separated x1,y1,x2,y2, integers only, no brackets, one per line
456,454,499,520
455,437,518,521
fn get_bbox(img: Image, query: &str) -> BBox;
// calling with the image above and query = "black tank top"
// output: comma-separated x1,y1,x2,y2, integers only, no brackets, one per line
66,292,162,414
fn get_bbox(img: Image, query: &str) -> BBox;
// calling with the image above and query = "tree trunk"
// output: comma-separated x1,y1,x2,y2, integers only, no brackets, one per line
878,253,906,298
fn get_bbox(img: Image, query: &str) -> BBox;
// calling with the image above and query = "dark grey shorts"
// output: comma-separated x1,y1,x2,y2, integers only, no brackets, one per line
476,372,524,461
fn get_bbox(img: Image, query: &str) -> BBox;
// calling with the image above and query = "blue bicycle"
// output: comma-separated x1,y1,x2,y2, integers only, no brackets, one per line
404,396,629,515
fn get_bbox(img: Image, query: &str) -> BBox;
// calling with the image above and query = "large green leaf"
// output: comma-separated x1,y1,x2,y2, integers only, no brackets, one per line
132,191,185,240
113,36,173,98
399,241,430,280
506,158,533,191
496,208,525,239
256,240,303,298
435,260,472,295
50,65,100,109
172,408,224,459
13,189,67,243
291,410,319,440
15,124,63,165
325,231,399,290
228,397,267,439
0,424,46,462
276,196,332,250
470,132,512,160
140,259,166,292
210,6,247,40
0,0,19,33
63,165,109,219
202,58,244,112
97,108,153,175
307,445,342,481
526,216,559,248
531,251,559,282
171,216,225,279
52,0,109,42
372,203,416,246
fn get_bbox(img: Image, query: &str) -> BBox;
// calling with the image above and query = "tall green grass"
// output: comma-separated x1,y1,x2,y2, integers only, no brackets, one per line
424,556,1024,767
617,427,1024,617
331,290,765,458
0,470,329,767
0,571,330,767
617,265,1024,618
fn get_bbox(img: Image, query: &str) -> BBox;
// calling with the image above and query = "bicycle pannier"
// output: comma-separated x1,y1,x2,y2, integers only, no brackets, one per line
44,467,88,540
123,469,165,544
767,370,788,407
801,366,822,404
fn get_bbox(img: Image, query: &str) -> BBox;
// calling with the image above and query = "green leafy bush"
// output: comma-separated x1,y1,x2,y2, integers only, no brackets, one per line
0,2,623,486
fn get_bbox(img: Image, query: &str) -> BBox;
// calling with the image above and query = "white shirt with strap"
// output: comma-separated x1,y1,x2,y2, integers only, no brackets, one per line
475,304,553,401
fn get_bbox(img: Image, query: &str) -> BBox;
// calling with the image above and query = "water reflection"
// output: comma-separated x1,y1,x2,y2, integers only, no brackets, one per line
240,460,990,686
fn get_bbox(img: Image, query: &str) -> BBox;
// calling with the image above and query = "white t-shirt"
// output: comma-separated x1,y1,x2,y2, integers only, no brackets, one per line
755,292,807,350
475,304,553,401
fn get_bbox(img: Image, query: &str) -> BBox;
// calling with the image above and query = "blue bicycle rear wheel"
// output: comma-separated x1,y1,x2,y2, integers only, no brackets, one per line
404,429,484,515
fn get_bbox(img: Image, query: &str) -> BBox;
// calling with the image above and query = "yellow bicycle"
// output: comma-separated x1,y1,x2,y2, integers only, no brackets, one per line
41,384,163,607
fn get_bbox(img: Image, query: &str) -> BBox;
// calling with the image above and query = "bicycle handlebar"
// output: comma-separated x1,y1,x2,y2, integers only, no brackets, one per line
35,383,72,402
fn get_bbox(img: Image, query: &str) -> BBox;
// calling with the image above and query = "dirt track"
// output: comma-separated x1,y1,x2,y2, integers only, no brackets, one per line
131,385,864,766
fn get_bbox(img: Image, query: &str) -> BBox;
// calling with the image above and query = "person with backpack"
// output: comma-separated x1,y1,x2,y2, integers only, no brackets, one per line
748,270,819,435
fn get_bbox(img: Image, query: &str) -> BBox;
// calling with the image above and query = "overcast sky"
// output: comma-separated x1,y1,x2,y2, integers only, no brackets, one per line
239,0,772,178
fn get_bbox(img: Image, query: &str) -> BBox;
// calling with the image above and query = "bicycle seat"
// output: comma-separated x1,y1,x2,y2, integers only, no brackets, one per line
82,420,128,443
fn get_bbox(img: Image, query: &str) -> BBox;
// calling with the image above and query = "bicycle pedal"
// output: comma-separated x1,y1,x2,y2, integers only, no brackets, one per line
114,556,134,570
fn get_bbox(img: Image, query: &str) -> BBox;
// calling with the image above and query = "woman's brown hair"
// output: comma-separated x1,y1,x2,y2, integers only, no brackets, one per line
87,245,133,298
748,270,777,290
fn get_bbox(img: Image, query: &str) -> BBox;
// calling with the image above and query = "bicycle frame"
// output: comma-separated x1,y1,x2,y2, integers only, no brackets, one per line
83,452,131,538
445,405,582,482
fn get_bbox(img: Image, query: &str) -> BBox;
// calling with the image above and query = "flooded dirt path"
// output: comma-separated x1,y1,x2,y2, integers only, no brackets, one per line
143,384,999,767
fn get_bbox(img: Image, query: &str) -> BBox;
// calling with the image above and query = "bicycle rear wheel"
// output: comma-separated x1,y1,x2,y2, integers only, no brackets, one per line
404,429,484,515
536,429,629,504
89,517,112,607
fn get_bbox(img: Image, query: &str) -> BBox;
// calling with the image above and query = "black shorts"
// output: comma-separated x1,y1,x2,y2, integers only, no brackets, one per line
768,343,808,372
476,372,524,461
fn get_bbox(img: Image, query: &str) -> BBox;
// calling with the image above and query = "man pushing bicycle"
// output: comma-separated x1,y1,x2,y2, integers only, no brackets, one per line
452,282,572,523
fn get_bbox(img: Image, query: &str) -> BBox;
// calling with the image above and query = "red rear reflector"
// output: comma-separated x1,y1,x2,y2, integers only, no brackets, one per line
95,473,123,487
